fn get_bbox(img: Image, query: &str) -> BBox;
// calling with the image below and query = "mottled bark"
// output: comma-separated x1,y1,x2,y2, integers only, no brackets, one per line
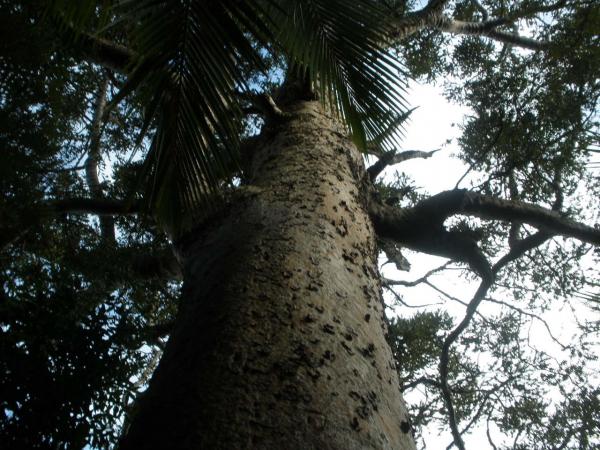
119,101,416,449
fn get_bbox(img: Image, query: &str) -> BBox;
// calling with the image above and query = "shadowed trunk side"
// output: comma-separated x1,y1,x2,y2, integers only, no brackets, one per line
119,100,416,450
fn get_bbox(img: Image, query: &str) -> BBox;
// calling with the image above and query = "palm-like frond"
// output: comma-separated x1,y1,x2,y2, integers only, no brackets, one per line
50,0,409,233
276,0,408,150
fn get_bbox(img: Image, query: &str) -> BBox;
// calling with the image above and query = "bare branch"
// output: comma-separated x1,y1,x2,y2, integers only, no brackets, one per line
74,32,134,73
486,419,499,450
239,92,289,122
424,281,490,319
413,189,600,245
483,296,567,350
383,285,441,308
383,262,451,287
387,0,550,50
368,149,440,181
436,17,548,51
439,278,493,450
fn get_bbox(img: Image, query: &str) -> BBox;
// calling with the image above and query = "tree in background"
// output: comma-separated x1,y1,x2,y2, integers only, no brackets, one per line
0,0,598,448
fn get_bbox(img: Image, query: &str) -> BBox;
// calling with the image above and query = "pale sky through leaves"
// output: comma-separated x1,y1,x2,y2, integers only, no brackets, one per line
381,81,598,449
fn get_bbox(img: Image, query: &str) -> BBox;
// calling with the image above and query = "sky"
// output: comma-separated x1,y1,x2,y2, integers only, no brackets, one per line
379,80,598,449
380,80,487,449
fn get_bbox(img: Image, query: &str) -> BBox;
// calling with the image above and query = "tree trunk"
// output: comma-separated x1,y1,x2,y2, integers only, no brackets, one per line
119,100,416,450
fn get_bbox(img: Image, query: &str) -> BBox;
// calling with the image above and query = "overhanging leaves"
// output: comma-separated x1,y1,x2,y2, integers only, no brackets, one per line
51,0,409,233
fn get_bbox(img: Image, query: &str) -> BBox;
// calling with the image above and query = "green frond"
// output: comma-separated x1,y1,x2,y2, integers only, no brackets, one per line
51,0,409,233
369,106,418,150
114,0,276,232
274,0,409,150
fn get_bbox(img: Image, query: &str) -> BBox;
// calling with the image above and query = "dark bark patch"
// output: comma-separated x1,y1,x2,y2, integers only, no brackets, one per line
302,314,316,323
322,350,335,362
361,343,376,358
356,405,370,419
400,420,412,434
307,283,319,292
322,324,335,334
341,341,354,355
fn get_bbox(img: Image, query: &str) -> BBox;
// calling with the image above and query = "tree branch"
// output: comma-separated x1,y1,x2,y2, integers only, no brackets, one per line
370,197,493,279
368,149,440,181
67,248,182,286
402,376,442,391
383,262,450,287
471,0,489,21
1,198,142,252
388,0,451,41
435,17,548,51
388,0,549,50
373,187,588,450
384,284,442,308
239,92,289,122
86,75,116,244
407,189,600,245
483,296,567,350
437,227,553,450
380,238,412,271
73,32,134,73
439,278,493,450
48,198,141,216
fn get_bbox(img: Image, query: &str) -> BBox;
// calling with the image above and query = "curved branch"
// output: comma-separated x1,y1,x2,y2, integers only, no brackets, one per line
436,17,547,50
69,31,134,73
373,187,590,450
439,278,493,450
412,189,600,245
387,1,549,50
368,149,440,181
438,228,553,450
383,262,451,287
239,92,289,122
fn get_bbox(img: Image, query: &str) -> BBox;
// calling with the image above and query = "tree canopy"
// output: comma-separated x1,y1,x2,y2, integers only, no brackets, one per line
1,0,599,448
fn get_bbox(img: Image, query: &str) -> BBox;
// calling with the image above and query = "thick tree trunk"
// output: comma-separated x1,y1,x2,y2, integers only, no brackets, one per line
120,100,416,449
